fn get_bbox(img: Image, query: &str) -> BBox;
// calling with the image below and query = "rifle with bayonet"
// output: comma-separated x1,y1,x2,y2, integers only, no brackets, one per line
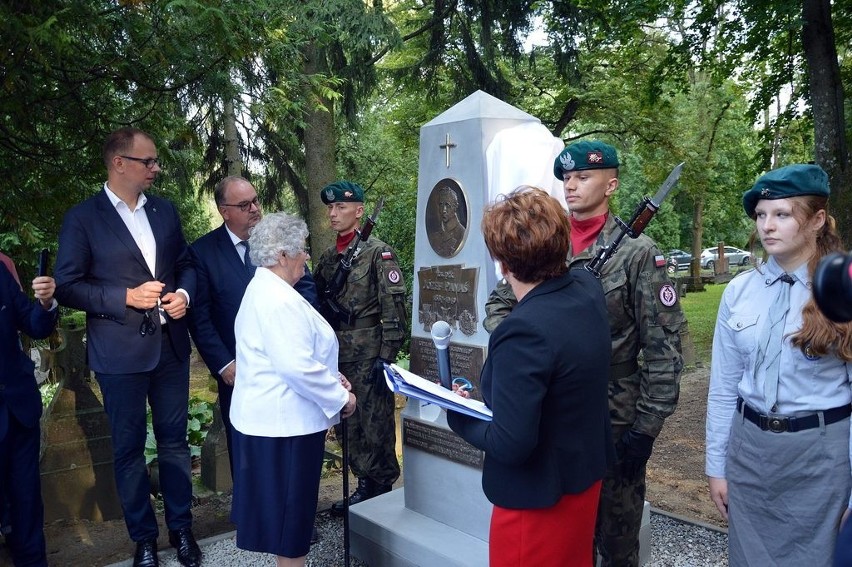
585,163,684,278
321,197,385,327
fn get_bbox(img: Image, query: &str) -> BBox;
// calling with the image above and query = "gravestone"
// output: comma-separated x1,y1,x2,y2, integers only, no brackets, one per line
349,91,568,566
39,324,123,522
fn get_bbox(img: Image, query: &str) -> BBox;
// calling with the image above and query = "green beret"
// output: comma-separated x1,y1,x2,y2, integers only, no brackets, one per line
321,180,365,204
553,140,620,179
742,164,830,218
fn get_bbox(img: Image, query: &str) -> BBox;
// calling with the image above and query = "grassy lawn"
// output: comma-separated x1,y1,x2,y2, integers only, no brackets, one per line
680,282,726,365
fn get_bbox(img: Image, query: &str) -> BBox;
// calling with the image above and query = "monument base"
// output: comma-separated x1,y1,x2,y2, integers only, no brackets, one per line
351,480,652,567
350,488,488,567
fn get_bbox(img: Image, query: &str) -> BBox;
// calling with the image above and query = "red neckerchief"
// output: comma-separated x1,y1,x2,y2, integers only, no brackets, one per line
336,231,357,254
570,212,608,253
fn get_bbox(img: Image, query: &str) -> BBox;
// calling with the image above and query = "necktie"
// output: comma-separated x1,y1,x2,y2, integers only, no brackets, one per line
241,241,255,275
755,273,795,411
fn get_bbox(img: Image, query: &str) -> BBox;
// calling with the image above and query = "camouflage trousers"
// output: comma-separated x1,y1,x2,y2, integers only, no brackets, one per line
595,424,646,567
338,358,400,486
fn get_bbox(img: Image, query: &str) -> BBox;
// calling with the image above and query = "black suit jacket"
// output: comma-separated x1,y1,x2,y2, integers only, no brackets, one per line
448,269,613,509
54,190,195,374
0,268,58,437
188,223,319,377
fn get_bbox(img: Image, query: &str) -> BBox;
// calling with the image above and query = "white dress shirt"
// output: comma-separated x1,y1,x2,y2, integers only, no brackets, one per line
706,257,852,487
103,184,190,311
230,267,348,437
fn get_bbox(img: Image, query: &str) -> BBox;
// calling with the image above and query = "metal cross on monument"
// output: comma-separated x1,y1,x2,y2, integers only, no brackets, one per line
439,133,457,168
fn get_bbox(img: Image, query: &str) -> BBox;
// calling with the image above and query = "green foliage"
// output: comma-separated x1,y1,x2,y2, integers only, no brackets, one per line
144,396,215,465
40,381,60,408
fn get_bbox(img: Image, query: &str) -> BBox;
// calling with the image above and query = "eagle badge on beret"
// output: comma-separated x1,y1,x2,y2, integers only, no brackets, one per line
587,151,604,164
324,188,335,202
559,152,576,171
760,188,770,196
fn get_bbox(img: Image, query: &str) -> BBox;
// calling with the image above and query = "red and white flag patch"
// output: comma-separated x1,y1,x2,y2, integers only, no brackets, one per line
654,254,666,268
382,251,394,260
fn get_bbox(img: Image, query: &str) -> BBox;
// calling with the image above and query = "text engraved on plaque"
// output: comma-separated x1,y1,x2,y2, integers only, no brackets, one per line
418,263,479,335
403,418,484,469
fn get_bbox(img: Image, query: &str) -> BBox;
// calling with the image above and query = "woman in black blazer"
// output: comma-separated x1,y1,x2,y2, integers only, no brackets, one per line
448,188,612,566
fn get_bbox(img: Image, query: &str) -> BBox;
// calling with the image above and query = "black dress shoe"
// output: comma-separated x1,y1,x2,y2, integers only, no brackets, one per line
133,539,159,567
168,528,202,567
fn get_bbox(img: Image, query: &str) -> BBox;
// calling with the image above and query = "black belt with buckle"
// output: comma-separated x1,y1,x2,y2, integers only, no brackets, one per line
737,397,852,433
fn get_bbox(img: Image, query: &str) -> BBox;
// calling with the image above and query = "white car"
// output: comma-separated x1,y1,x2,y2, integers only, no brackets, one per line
700,246,752,271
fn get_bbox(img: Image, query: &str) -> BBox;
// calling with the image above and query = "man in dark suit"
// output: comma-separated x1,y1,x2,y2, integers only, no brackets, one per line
188,175,319,478
0,266,58,567
54,128,201,567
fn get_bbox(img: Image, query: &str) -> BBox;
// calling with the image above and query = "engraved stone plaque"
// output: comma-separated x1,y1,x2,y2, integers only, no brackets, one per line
425,178,469,258
409,337,486,402
403,418,484,469
417,263,479,336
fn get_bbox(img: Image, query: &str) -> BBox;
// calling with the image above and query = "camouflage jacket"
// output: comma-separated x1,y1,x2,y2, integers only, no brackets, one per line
484,214,685,437
313,235,408,364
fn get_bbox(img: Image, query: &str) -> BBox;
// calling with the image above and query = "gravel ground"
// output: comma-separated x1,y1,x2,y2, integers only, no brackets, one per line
123,510,728,567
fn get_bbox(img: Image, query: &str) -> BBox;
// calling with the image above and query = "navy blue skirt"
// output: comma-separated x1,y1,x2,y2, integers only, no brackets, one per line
230,428,326,558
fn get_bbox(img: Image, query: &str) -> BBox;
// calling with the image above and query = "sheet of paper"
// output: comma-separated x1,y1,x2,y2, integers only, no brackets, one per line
384,363,492,421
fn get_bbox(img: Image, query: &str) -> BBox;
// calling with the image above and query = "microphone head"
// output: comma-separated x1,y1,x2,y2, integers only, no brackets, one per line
431,320,453,349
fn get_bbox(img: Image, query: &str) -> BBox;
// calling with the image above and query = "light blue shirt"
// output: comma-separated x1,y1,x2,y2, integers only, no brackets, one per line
706,257,852,485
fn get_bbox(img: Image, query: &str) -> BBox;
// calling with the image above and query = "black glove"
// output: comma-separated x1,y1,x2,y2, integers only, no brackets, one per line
618,429,655,481
373,358,391,386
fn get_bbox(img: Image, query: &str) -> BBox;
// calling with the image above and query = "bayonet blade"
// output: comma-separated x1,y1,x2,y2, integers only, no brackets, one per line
650,162,684,208
370,197,385,222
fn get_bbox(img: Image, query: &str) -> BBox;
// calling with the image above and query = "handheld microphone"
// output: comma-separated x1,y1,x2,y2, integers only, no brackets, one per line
430,320,453,390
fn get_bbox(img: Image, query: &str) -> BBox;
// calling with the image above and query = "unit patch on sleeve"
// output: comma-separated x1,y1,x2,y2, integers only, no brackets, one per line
657,283,678,308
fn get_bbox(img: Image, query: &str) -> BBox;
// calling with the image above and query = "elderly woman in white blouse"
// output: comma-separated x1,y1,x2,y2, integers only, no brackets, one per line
229,212,356,567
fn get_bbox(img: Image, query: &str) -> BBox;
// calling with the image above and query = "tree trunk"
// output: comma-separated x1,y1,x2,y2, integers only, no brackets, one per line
223,98,242,176
802,0,851,245
302,43,337,255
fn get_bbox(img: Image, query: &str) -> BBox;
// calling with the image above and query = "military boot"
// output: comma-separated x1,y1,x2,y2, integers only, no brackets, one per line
331,477,392,515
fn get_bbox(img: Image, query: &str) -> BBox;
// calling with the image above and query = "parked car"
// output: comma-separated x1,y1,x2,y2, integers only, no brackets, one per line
666,249,693,274
700,246,752,271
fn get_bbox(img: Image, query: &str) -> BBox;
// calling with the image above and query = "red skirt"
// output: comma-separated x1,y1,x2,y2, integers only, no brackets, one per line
489,480,602,567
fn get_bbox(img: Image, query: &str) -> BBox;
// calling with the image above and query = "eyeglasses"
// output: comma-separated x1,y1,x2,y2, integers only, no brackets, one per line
139,310,158,337
120,155,161,169
220,197,260,212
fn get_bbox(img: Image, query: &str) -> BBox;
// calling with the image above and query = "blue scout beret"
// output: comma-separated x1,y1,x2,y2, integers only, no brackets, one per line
742,164,830,218
553,140,620,179
321,180,365,204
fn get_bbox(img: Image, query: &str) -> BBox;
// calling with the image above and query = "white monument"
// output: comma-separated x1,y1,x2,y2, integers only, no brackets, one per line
349,90,650,566
349,90,564,567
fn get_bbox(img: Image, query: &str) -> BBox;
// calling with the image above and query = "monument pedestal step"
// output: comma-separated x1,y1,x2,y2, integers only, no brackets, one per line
350,487,488,567
351,487,652,567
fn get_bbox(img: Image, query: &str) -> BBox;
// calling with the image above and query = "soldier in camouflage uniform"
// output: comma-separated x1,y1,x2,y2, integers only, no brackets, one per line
485,141,684,567
312,180,408,515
